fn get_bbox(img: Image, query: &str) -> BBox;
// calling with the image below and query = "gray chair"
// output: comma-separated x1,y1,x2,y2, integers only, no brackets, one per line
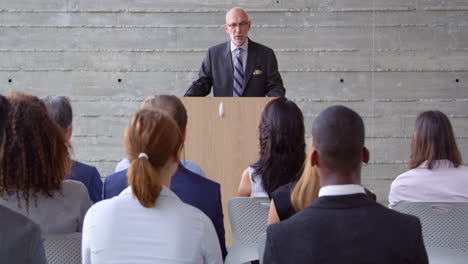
43,232,82,264
393,202,468,263
257,232,267,264
225,197,270,264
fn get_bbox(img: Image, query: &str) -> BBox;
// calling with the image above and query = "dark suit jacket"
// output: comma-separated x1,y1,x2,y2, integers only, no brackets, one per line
0,205,47,264
67,160,103,203
185,39,285,97
103,165,227,259
264,194,428,264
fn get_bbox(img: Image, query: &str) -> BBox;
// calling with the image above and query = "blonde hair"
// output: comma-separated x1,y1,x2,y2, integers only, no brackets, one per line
124,108,183,208
290,144,320,212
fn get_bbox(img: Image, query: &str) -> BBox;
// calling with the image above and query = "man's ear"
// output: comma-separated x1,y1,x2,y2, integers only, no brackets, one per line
223,24,229,34
362,147,370,164
311,150,319,167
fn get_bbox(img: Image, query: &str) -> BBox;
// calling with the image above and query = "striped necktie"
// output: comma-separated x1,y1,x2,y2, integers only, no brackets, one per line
233,48,244,97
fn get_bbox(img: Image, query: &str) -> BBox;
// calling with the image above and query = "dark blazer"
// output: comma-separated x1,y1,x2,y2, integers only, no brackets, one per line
272,183,377,221
0,205,47,264
103,165,227,259
264,194,428,264
67,160,103,203
185,39,285,97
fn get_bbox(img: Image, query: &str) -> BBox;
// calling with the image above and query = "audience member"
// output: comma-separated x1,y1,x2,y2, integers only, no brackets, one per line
0,94,47,264
268,144,320,224
268,142,376,225
104,94,226,259
82,108,222,264
0,92,91,234
113,95,205,177
389,110,468,208
263,105,428,263
237,97,305,198
43,96,103,203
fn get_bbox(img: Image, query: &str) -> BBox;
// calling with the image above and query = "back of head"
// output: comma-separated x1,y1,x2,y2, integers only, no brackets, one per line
409,110,461,169
0,95,10,147
125,108,183,208
312,105,365,173
140,95,187,131
1,92,71,208
252,97,306,197
42,96,73,131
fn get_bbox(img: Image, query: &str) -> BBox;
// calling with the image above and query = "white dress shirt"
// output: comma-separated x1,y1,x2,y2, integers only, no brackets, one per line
82,186,222,264
389,160,468,208
230,39,248,71
318,184,366,197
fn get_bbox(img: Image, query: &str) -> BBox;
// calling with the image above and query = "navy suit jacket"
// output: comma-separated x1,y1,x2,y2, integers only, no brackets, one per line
67,160,103,203
264,194,428,264
185,39,285,97
103,165,227,259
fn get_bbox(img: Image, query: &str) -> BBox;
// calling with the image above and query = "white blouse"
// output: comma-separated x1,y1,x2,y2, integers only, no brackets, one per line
82,186,222,264
389,160,468,208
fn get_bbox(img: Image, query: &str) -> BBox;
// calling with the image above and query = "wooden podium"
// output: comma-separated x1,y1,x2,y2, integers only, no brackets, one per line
180,97,272,244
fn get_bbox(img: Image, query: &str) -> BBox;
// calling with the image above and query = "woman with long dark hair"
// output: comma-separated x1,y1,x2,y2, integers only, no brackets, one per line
237,97,306,198
389,110,467,208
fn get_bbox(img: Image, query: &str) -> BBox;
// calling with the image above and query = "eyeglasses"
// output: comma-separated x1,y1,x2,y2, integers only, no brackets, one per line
227,21,249,29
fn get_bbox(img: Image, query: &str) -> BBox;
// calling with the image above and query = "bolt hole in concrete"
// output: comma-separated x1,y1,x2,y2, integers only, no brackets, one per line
118,78,122,83
8,79,12,83
340,78,344,83
455,79,460,83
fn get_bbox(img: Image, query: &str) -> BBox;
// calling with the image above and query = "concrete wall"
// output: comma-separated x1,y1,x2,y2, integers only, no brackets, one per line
1,0,467,204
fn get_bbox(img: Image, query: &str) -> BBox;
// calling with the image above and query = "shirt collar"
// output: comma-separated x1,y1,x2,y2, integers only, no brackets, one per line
120,185,181,201
318,184,365,197
230,39,248,53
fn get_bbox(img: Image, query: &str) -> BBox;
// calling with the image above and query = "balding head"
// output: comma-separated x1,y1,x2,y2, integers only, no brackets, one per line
225,8,249,23
224,7,251,47
312,105,366,174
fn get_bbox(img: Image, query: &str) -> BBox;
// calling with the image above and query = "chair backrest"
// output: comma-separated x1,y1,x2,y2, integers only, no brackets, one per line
44,232,82,264
228,197,270,246
257,232,267,264
393,202,468,252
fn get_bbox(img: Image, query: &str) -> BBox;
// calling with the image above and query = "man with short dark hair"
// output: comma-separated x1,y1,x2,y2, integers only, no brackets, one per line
0,94,47,264
42,96,103,203
104,94,227,259
263,105,428,264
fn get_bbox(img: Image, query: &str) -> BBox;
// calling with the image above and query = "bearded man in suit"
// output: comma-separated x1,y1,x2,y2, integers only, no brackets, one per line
185,7,285,97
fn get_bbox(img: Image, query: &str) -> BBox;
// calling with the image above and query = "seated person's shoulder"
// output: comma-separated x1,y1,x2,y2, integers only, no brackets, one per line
104,169,127,183
176,166,220,189
63,180,91,197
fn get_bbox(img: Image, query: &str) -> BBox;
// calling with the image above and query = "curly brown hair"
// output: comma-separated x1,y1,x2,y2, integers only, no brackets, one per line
0,92,71,209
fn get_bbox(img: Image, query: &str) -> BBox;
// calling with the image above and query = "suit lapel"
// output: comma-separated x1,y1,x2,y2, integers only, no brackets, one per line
242,39,256,94
224,42,234,96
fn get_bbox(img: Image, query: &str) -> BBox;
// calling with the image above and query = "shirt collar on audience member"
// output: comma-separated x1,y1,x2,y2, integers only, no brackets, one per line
418,159,455,169
120,185,181,201
318,184,365,197
231,38,249,53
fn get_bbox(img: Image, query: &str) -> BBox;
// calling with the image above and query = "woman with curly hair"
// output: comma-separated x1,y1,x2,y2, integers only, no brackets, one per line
0,92,91,234
237,97,306,198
